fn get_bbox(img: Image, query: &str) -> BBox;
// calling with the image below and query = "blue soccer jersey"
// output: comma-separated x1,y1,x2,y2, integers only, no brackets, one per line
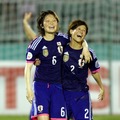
26,32,69,119
62,44,100,91
62,44,100,120
26,32,69,84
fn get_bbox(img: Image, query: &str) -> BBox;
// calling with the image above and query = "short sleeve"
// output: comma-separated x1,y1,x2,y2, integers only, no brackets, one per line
88,49,100,73
25,36,42,62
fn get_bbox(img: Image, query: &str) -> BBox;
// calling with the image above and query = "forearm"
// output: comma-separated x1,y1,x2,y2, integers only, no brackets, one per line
24,63,33,89
24,62,34,103
92,72,104,90
92,72,105,100
24,69,31,88
82,39,88,48
81,40,92,63
23,19,37,41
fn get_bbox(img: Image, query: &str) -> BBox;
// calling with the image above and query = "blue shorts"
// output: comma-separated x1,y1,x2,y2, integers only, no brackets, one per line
63,90,93,120
30,81,67,120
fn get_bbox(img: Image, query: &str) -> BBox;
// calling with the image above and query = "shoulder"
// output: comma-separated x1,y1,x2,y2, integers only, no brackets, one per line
57,32,68,39
31,36,42,44
89,48,94,53
28,36,43,50
89,48,97,59
56,32,70,44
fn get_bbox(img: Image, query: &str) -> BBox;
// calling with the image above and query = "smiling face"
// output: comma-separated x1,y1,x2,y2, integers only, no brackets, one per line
43,14,58,34
70,25,87,43
37,10,59,36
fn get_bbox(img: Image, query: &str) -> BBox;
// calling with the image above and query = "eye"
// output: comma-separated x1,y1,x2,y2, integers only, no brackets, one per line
82,29,85,32
77,28,81,31
45,20,50,23
53,19,57,22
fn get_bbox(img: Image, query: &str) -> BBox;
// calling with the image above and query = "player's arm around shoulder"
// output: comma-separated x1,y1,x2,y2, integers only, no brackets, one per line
82,40,92,63
23,12,37,41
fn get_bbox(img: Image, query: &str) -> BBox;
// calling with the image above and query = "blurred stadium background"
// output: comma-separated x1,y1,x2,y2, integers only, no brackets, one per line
0,0,120,119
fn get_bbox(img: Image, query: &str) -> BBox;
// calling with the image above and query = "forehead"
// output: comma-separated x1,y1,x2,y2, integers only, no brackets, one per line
76,25,86,29
44,14,56,20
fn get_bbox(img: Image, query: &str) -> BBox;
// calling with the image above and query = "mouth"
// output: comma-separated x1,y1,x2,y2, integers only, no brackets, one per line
77,34,82,38
49,26,55,29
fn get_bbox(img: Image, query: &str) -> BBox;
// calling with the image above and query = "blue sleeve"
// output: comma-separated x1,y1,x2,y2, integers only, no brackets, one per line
57,32,70,45
26,48,37,62
88,49,100,72
26,37,42,62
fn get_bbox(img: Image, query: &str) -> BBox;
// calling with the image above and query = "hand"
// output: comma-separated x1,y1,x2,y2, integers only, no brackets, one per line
23,12,32,23
82,48,92,63
98,88,105,101
26,88,34,104
34,58,41,66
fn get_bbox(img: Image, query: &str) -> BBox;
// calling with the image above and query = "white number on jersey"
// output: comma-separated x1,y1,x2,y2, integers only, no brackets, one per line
70,65,75,71
52,56,57,65
61,107,66,117
84,108,89,119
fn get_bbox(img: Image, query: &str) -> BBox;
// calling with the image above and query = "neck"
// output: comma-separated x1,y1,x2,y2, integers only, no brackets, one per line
69,39,83,50
43,33,55,41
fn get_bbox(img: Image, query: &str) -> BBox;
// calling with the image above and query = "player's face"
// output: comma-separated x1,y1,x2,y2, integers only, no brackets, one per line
43,14,58,34
70,25,86,43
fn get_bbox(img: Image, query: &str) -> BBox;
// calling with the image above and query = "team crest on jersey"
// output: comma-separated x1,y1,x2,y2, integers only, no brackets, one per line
38,105,43,113
42,46,49,57
27,52,33,60
57,42,63,54
63,52,69,62
78,55,85,68
95,60,100,68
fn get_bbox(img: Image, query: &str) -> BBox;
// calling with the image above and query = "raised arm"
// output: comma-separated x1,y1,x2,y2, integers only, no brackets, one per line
92,72,105,101
23,12,37,40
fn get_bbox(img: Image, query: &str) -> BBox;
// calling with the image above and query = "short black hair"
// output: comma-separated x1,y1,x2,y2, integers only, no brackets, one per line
37,10,59,36
67,19,88,37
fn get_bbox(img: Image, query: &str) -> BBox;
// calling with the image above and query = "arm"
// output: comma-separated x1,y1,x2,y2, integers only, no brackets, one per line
23,12,37,40
92,72,105,101
82,40,92,63
24,62,34,103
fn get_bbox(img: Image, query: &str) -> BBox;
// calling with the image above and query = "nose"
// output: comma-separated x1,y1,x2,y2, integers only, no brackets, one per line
49,21,54,25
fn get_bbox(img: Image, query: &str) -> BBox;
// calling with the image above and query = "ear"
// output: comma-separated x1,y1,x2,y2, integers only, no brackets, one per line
70,29,73,35
40,24,44,28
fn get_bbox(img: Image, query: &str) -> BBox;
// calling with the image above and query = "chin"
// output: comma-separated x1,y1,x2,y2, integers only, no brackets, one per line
50,30,57,33
76,40,83,44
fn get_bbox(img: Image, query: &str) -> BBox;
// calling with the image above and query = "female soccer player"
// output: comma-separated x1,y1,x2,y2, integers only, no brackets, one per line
24,10,68,120
62,19,105,120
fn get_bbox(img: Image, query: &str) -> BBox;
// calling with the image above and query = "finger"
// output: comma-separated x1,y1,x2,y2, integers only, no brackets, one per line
26,96,33,103
28,12,32,18
98,94,103,101
28,98,33,103
90,55,92,61
85,57,90,63
85,58,88,63
28,99,33,104
87,54,92,61
80,54,83,59
87,57,90,63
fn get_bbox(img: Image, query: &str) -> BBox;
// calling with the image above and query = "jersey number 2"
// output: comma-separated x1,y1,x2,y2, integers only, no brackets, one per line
84,108,89,119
